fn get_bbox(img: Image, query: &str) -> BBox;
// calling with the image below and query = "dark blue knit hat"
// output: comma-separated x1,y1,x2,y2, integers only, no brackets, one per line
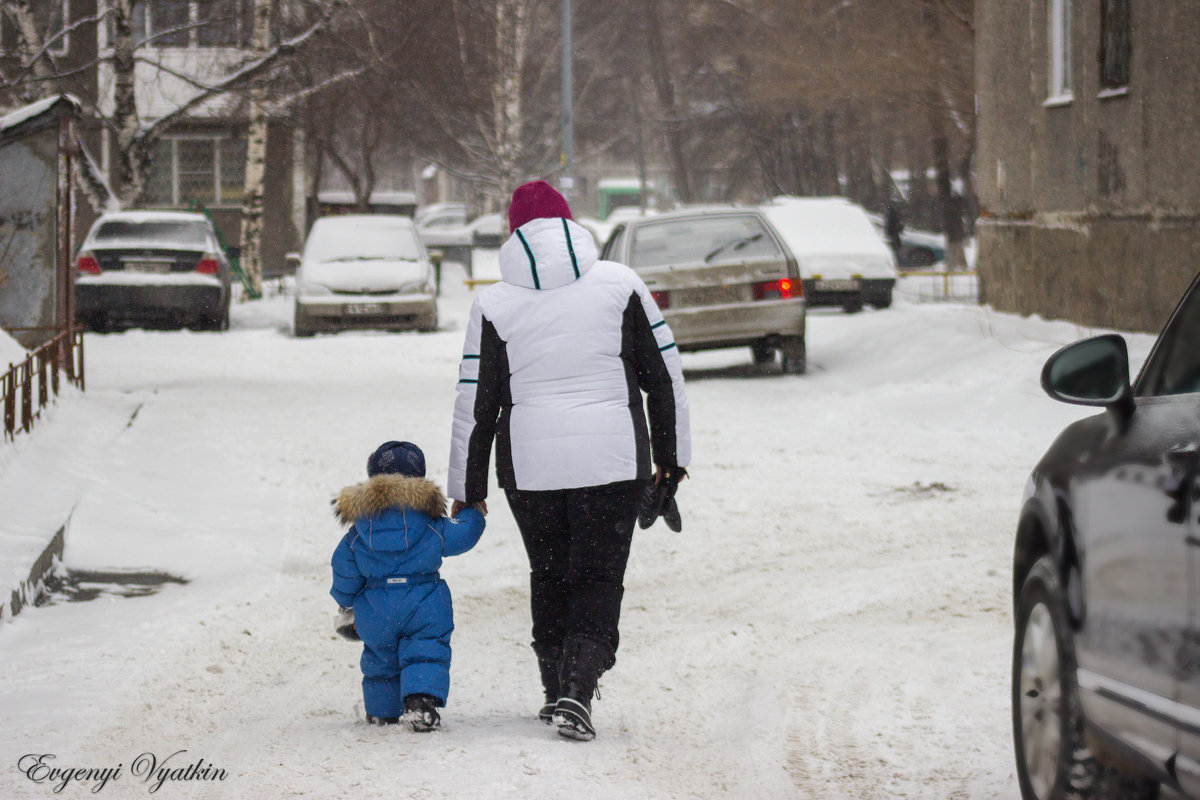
367,441,425,478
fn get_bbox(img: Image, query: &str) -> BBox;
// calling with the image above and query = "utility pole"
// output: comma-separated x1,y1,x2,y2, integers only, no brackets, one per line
560,0,574,203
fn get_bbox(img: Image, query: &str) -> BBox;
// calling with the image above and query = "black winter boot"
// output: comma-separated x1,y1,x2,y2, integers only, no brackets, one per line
403,694,441,733
553,636,615,741
366,715,400,725
533,642,561,724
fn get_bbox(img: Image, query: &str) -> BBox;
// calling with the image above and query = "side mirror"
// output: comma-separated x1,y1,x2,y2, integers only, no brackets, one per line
1041,334,1135,423
428,249,444,266
286,252,301,265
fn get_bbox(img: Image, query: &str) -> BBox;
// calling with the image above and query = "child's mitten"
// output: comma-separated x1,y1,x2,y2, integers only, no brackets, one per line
335,606,359,641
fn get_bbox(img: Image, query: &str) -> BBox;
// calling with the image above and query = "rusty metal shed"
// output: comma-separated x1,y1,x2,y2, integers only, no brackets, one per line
0,95,110,349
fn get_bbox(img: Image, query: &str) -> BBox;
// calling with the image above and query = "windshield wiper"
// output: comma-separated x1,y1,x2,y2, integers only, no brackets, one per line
704,233,763,263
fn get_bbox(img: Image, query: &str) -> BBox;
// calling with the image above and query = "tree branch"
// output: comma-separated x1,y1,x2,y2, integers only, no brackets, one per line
141,0,348,143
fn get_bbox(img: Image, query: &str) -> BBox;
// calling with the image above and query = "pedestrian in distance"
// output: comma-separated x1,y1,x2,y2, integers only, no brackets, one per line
330,440,486,732
448,180,691,741
884,202,905,265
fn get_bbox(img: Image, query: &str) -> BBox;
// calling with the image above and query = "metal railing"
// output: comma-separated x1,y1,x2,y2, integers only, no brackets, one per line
2,329,85,441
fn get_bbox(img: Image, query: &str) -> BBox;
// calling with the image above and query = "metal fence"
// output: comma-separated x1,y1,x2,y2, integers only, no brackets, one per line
2,329,85,441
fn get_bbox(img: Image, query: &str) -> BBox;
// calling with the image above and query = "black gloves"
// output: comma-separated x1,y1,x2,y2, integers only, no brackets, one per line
638,466,687,532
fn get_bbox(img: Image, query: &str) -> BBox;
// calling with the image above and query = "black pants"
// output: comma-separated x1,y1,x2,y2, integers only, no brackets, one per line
505,479,644,657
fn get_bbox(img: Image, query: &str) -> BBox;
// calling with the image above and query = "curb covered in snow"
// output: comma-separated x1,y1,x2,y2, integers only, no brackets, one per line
3,516,67,623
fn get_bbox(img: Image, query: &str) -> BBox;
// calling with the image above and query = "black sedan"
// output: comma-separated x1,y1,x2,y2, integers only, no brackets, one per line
75,210,233,331
1012,270,1200,799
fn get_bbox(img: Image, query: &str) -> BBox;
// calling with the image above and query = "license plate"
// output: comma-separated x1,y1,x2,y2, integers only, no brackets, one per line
125,261,171,274
345,303,383,315
813,279,859,291
674,285,750,307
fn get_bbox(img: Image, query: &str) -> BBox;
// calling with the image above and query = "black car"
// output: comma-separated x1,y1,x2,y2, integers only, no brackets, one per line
75,210,233,331
1013,271,1200,799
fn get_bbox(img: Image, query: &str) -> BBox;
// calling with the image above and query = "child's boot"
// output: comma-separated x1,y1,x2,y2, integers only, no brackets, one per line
403,694,441,732
366,715,400,725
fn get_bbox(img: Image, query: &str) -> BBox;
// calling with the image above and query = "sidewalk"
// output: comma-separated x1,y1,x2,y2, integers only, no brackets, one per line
0,388,139,621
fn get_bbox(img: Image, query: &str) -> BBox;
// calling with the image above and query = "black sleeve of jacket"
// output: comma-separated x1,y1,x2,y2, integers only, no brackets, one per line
623,294,678,467
464,316,508,503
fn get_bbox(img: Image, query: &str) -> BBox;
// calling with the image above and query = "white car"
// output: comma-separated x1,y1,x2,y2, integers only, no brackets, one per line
293,215,438,337
761,197,898,311
415,202,468,231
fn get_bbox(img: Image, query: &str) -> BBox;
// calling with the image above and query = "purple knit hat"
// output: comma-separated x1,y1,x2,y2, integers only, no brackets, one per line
507,180,573,233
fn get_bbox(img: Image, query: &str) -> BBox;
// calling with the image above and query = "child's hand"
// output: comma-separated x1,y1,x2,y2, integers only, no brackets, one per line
335,607,359,641
451,499,487,517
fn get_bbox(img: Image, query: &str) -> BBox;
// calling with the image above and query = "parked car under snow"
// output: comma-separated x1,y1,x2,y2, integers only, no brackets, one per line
292,215,438,337
74,210,233,332
761,197,897,312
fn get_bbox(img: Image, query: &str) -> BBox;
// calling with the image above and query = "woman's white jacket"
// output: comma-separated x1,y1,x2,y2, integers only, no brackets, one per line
448,216,690,503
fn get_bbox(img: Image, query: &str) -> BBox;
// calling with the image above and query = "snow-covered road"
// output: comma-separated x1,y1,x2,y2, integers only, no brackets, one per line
0,267,1157,799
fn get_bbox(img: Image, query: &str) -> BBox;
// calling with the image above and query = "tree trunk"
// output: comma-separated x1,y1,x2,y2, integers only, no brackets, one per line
490,0,528,205
109,0,145,206
238,0,272,298
923,0,965,269
643,0,691,205
9,0,54,100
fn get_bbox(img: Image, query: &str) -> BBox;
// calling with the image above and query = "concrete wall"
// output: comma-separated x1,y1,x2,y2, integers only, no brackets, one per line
976,1,1200,333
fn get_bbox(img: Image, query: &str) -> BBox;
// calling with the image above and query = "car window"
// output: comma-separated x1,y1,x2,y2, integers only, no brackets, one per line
601,224,627,260
306,221,421,263
629,215,783,268
1137,279,1200,397
93,220,211,248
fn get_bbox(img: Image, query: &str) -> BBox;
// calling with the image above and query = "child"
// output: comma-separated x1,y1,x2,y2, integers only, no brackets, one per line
330,440,485,731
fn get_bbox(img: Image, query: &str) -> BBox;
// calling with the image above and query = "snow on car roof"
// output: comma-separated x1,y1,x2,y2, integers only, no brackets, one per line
760,197,891,258
311,213,416,231
94,210,209,223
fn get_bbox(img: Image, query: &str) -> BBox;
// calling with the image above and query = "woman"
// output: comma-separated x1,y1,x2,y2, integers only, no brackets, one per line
448,180,690,740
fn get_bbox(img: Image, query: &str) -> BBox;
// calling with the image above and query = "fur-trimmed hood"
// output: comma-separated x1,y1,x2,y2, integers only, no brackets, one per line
333,474,446,526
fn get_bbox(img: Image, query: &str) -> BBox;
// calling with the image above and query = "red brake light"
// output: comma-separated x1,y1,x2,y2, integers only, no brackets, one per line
651,291,669,310
77,253,101,274
196,255,221,274
753,278,799,300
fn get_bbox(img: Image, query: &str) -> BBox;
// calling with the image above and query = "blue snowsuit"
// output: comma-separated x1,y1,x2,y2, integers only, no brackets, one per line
330,474,485,718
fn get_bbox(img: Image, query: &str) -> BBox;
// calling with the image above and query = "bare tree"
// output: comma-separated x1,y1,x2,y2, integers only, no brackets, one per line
2,0,350,208
238,0,273,296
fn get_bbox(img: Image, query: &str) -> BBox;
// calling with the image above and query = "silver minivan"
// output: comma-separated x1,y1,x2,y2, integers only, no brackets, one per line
600,207,807,374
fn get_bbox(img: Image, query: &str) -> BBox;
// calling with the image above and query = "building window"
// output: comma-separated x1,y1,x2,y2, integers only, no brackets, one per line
0,0,69,57
106,0,251,48
1048,0,1072,102
197,0,252,46
145,135,247,207
1100,0,1131,91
